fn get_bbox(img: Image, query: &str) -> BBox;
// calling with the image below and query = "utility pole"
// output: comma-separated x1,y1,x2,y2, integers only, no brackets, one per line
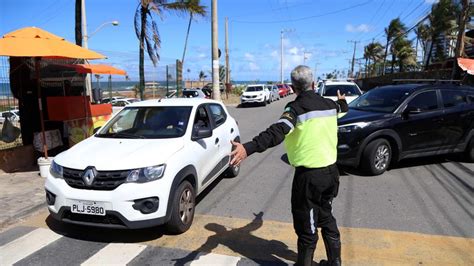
225,17,230,84
211,0,221,100
348,40,360,78
81,0,92,100
451,0,469,80
280,28,293,83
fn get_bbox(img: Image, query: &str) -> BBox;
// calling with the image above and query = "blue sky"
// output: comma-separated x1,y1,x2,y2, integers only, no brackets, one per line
1,0,438,82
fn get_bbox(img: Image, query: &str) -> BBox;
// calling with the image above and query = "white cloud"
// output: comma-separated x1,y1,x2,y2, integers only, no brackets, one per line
345,24,372,33
244,52,255,61
248,62,260,71
424,0,439,3
289,47,299,55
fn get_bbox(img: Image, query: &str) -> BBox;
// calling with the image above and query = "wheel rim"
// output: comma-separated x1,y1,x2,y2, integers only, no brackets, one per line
179,188,194,224
374,144,390,170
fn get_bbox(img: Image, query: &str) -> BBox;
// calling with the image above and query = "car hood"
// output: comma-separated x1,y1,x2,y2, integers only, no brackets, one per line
338,108,391,125
324,96,359,104
242,91,264,96
54,137,184,171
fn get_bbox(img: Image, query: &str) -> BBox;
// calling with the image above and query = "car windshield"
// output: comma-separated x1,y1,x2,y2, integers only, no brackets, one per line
324,85,361,96
349,87,413,113
246,86,263,92
96,106,192,139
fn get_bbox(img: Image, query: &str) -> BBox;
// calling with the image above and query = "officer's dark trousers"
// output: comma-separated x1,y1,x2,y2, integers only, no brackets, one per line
291,164,341,266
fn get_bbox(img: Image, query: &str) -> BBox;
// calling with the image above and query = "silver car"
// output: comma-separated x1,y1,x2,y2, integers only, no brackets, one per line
267,85,280,102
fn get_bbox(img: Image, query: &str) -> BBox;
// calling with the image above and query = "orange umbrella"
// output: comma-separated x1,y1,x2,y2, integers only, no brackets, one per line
0,27,106,158
457,58,474,75
0,27,105,59
62,64,126,75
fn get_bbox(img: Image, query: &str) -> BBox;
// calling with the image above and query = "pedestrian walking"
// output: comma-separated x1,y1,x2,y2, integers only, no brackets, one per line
230,65,348,266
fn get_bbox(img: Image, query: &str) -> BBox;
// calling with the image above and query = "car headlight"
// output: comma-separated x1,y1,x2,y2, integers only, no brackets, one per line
50,160,63,179
338,122,369,133
127,164,166,183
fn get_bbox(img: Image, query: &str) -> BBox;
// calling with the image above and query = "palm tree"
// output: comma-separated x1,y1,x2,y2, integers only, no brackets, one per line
415,23,431,66
134,0,206,100
181,0,207,65
393,38,416,72
198,70,207,81
425,0,457,68
364,42,384,77
382,18,405,75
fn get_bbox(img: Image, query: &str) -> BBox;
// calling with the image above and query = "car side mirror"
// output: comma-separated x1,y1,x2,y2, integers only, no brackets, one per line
192,127,212,141
402,106,422,119
93,126,102,134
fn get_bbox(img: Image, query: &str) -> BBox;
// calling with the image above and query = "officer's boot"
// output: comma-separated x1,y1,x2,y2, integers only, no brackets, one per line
295,242,316,266
319,235,341,266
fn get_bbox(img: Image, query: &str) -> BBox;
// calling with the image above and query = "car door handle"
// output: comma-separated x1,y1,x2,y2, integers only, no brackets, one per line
215,138,219,144
230,128,234,133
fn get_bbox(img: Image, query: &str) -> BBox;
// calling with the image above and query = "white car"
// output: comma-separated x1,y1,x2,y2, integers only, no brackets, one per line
0,109,20,124
240,84,271,106
317,80,363,103
45,98,240,233
267,85,280,102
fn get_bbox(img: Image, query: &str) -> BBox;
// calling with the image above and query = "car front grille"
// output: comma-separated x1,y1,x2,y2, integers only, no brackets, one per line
244,95,257,98
63,167,129,190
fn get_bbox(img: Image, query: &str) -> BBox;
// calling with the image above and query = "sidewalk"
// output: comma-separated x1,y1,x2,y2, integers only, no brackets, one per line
0,169,46,230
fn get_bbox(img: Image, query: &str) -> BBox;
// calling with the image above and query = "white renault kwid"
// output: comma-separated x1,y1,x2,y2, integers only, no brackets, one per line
45,98,240,233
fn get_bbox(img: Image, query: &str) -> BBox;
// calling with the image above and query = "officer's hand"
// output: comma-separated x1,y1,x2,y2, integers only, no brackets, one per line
230,141,247,166
337,90,346,100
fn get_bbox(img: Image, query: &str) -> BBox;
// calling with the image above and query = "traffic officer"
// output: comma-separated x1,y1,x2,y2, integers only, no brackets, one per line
230,65,348,266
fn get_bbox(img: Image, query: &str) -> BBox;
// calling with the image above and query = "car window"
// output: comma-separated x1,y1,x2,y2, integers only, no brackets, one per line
208,104,227,127
193,106,210,130
324,85,360,96
349,86,413,113
246,86,263,92
183,90,199,98
407,91,439,112
441,90,467,108
97,106,192,139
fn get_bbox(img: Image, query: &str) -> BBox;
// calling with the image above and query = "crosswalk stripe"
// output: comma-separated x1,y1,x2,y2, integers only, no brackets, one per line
0,228,62,265
81,243,147,266
190,253,241,265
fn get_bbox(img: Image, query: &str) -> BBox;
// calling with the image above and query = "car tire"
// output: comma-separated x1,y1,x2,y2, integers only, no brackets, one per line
165,180,195,234
267,97,271,104
225,164,240,178
466,137,474,162
262,100,267,106
361,139,392,176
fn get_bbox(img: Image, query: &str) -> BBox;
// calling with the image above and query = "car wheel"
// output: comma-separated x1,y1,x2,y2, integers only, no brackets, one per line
262,100,267,106
165,180,195,234
267,97,271,104
466,138,474,162
225,164,240,178
361,139,392,175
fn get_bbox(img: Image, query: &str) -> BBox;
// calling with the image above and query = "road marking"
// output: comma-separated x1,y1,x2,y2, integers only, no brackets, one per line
190,253,241,265
81,243,147,266
0,228,61,265
16,210,474,265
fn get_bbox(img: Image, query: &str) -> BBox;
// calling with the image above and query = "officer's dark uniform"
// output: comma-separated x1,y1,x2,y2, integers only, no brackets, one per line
242,90,348,265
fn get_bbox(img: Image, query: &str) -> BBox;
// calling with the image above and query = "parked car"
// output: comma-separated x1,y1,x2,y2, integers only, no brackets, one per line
202,82,225,93
277,84,290,97
0,109,20,124
110,98,140,107
268,85,280,102
337,84,474,175
240,84,271,106
285,83,294,94
318,80,362,103
101,96,125,104
45,98,241,233
182,89,209,99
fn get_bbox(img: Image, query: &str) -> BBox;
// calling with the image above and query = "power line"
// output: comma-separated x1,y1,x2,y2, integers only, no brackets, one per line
232,0,373,24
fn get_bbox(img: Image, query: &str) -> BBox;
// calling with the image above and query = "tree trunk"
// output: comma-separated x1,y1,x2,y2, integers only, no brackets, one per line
181,13,193,65
365,58,368,78
139,6,146,100
391,52,396,73
451,0,469,79
382,38,389,75
75,0,82,46
425,40,434,70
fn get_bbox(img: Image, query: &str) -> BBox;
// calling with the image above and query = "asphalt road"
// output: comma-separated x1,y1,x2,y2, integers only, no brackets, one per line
1,95,473,265
197,95,474,238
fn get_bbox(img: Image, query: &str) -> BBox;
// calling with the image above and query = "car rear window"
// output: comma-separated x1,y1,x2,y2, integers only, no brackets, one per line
183,91,199,97
441,90,468,108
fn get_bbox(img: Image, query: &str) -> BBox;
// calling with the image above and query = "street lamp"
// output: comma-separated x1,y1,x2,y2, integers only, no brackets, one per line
81,20,119,100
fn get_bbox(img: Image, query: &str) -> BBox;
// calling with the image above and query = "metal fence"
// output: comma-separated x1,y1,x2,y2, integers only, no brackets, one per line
0,56,22,150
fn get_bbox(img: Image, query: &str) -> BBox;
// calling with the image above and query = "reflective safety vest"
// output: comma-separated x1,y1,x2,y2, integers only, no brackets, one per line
284,109,339,168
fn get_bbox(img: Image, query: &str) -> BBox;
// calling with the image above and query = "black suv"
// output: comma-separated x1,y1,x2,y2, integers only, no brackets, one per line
337,83,474,175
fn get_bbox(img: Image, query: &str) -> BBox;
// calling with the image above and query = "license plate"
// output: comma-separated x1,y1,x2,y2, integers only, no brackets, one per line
70,200,106,216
